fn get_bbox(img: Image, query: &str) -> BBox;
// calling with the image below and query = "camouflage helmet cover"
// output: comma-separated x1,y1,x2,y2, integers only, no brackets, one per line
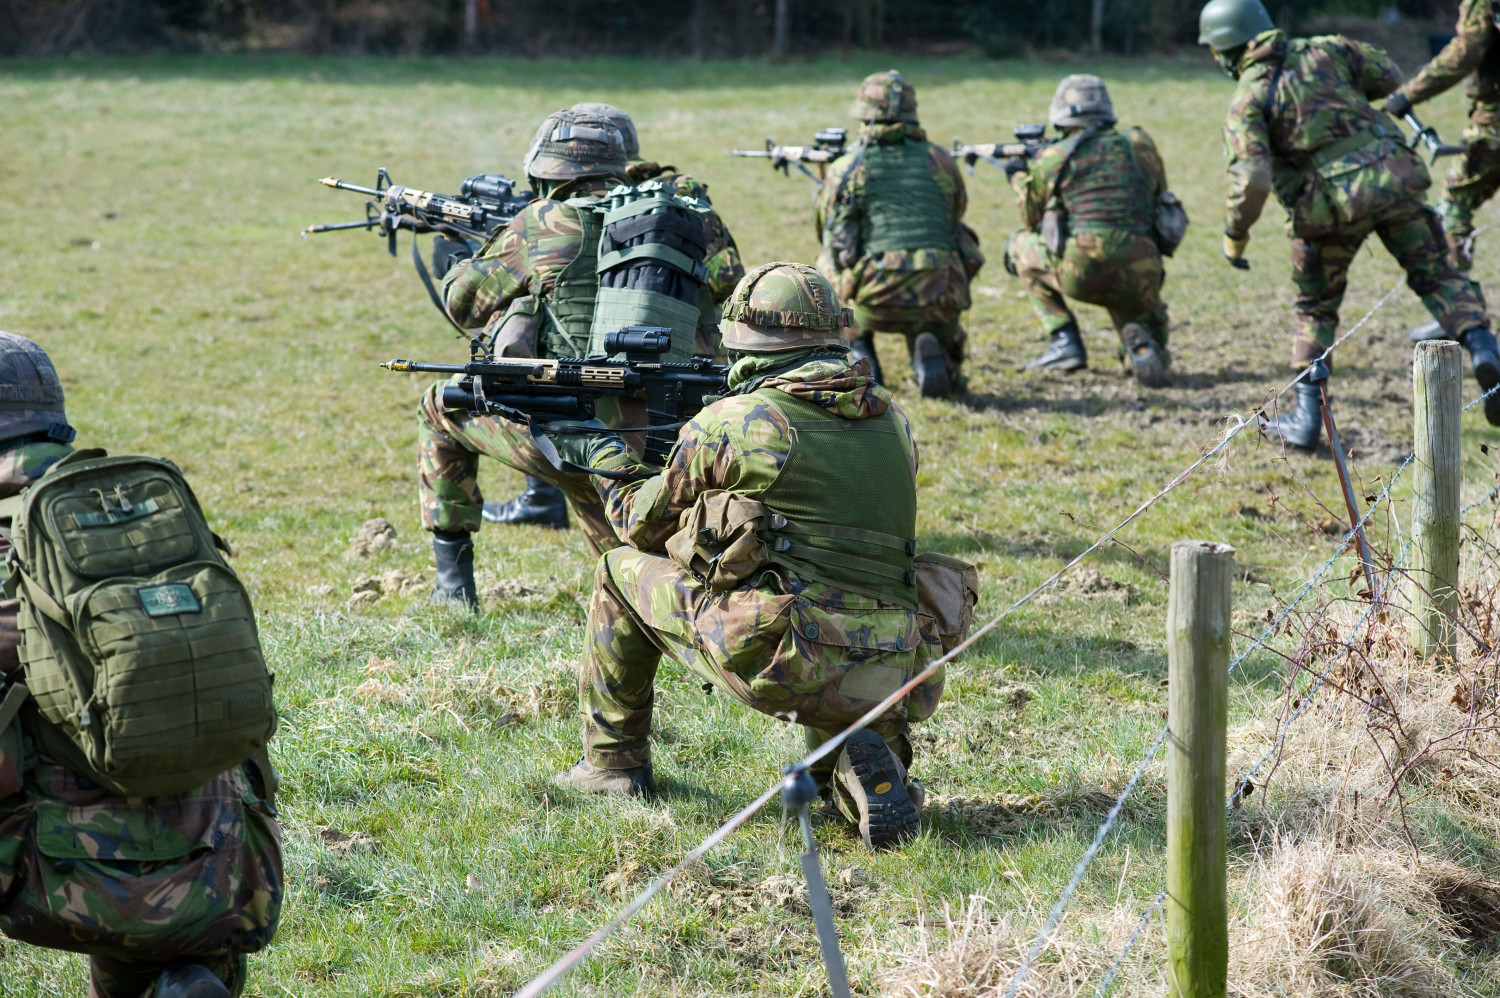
0,332,74,445
1197,0,1274,51
522,108,629,181
1049,74,1116,128
849,70,918,123
568,101,640,160
720,262,852,353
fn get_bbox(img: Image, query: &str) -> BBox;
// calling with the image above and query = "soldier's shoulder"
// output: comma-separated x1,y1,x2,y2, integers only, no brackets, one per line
701,392,792,434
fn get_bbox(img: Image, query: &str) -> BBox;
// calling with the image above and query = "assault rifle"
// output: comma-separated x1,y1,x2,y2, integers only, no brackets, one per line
382,327,728,473
1398,111,1463,163
731,127,848,184
952,123,1053,178
304,168,535,329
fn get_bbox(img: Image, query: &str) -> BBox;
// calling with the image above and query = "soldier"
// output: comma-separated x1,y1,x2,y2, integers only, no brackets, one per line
479,101,747,529
1009,75,1176,387
815,70,985,398
546,262,944,850
1384,0,1500,274
422,107,632,605
0,333,282,998
1200,0,1500,447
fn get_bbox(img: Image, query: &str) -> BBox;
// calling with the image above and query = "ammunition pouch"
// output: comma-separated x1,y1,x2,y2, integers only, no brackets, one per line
1155,191,1189,257
666,490,771,592
913,552,979,655
1041,206,1069,257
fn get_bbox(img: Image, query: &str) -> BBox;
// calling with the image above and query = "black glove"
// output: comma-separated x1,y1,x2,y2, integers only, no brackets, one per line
1383,92,1413,119
430,236,475,279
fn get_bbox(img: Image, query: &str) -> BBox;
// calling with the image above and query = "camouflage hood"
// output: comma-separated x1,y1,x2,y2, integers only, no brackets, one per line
862,122,928,146
1239,27,1286,72
727,351,892,419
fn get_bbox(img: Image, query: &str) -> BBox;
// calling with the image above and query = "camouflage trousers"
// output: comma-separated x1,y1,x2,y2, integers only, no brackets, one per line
417,379,617,556
0,761,281,998
1288,198,1486,368
1440,128,1500,270
1008,228,1169,347
580,547,943,789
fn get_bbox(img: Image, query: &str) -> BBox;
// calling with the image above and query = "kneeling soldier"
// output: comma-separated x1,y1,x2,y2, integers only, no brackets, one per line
551,262,946,849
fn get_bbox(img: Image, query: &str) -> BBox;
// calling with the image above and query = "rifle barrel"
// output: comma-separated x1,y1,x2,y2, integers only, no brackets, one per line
320,177,386,198
730,150,773,157
382,359,469,374
303,219,379,234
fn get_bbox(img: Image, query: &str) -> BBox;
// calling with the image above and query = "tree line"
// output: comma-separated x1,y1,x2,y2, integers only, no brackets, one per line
0,0,1458,58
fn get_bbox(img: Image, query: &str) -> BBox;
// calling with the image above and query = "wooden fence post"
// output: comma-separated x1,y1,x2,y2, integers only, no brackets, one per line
1166,541,1232,998
1412,340,1462,661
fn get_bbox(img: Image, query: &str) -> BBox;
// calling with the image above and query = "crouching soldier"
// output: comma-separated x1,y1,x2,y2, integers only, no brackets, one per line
548,263,976,849
0,332,283,997
1010,75,1181,387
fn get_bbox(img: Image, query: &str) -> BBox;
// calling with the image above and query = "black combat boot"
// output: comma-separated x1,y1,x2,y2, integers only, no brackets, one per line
1266,362,1328,452
1023,324,1087,372
482,476,569,529
849,333,883,384
1119,322,1169,388
1460,327,1500,426
154,964,231,998
430,530,479,609
911,331,951,398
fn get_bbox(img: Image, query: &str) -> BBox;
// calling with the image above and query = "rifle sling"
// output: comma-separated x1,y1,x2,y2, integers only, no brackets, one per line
0,681,28,733
410,232,466,334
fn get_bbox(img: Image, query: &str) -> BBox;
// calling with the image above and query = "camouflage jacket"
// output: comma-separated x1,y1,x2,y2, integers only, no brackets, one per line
1222,29,1420,239
1399,0,1500,128
441,174,624,329
814,123,982,314
625,161,747,305
1013,125,1166,234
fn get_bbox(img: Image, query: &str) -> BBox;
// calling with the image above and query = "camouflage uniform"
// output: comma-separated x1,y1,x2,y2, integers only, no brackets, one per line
0,441,282,998
560,264,943,832
815,73,984,381
1009,126,1172,350
1393,0,1500,269
1222,28,1487,367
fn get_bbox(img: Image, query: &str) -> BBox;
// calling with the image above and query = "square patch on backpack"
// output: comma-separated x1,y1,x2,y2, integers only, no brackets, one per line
137,583,201,617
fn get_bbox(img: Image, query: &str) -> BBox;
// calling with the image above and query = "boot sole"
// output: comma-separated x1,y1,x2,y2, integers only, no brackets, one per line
1121,324,1169,388
1475,356,1500,427
844,729,919,849
915,353,950,398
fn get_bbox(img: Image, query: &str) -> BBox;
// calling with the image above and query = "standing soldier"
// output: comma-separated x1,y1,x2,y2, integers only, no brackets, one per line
1384,0,1500,274
0,333,283,998
480,102,746,528
546,263,951,850
1199,0,1500,447
816,70,985,398
1008,75,1178,387
424,108,631,605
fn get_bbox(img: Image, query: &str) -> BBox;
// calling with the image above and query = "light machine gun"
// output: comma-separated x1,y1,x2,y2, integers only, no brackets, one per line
383,327,728,476
304,168,536,327
952,123,1054,178
731,127,848,185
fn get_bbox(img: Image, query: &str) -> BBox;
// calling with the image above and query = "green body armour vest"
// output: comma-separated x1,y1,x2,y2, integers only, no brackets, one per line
754,392,918,608
861,140,958,257
541,199,605,359
1054,129,1155,235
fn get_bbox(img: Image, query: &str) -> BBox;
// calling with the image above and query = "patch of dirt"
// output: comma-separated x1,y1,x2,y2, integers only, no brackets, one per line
1035,566,1138,605
344,517,398,558
317,825,381,855
349,569,427,604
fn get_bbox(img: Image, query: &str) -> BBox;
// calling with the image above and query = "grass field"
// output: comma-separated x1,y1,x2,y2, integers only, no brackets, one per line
1,51,1499,996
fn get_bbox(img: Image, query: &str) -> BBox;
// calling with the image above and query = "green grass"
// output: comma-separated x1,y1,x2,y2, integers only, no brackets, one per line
0,52,1497,996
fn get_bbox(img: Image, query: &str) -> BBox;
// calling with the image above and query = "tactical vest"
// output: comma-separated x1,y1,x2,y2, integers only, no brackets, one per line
1054,129,1155,235
861,140,958,257
540,199,605,359
753,392,918,608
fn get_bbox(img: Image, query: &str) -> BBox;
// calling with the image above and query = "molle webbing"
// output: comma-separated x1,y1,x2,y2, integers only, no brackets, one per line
543,199,605,358
1058,129,1155,234
755,392,918,607
861,140,958,257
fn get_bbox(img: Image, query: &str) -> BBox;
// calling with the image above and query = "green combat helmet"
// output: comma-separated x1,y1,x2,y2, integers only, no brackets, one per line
522,107,629,182
849,69,918,124
0,331,74,445
1198,0,1274,76
1049,74,1116,129
568,101,639,160
720,262,852,353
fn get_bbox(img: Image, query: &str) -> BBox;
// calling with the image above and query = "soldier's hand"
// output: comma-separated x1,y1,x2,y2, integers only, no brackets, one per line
1383,92,1413,119
1222,231,1251,271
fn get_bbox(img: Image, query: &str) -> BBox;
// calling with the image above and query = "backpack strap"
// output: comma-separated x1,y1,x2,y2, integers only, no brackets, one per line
10,566,70,629
0,681,28,731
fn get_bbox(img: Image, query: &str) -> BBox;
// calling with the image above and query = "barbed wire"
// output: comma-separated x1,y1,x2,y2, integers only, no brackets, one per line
1091,892,1165,998
509,279,1408,998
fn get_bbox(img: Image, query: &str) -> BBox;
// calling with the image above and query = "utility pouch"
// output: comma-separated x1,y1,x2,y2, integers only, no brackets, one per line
913,552,979,655
1155,191,1189,257
1040,205,1069,257
665,490,771,592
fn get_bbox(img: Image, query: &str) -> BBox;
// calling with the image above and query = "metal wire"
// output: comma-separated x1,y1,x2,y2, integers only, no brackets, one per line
1091,892,1165,998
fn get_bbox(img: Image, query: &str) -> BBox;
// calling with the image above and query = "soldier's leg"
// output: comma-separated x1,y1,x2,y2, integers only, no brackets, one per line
805,723,921,849
90,952,245,998
1008,230,1086,372
1442,133,1500,270
1288,230,1366,369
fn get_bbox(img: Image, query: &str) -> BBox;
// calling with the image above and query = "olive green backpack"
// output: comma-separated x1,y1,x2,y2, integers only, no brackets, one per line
1,449,275,797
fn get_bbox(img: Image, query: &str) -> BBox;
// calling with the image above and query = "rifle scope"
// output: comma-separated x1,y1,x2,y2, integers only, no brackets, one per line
460,173,520,203
1014,123,1046,142
603,326,673,358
